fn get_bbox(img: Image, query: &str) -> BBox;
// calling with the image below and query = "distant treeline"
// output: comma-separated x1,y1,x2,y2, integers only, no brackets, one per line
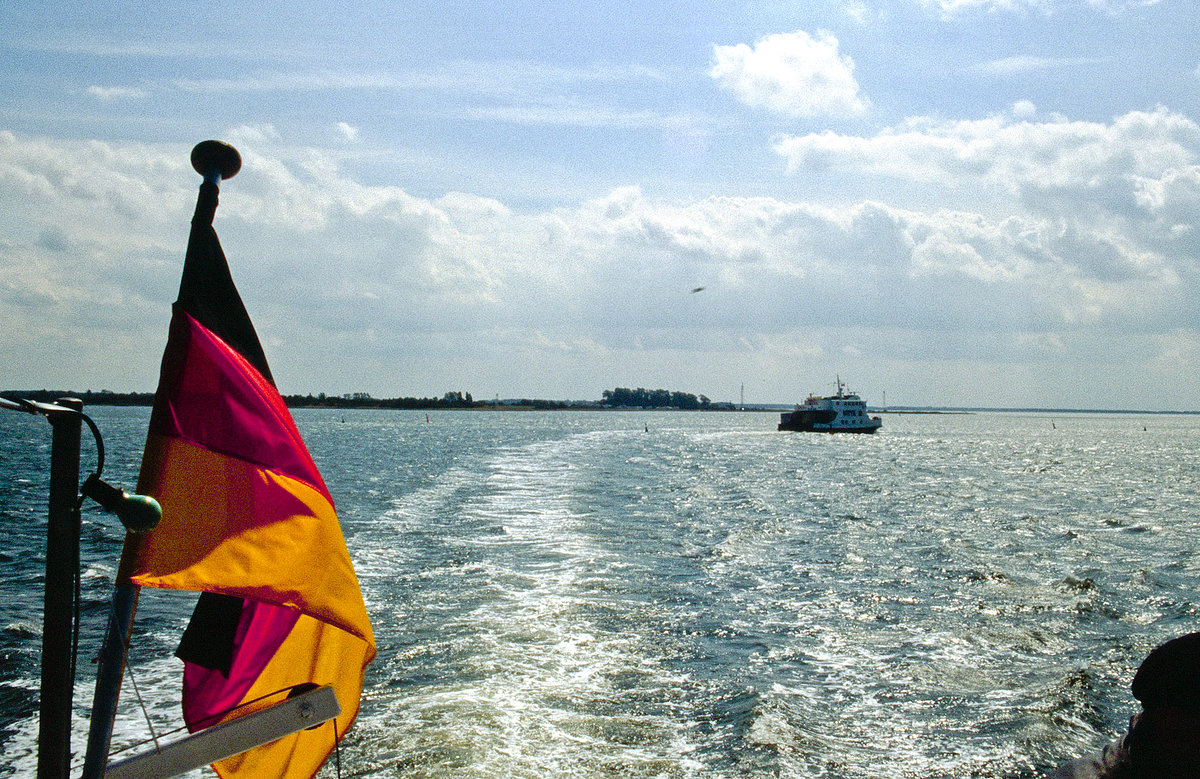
2,390,157,407
3,388,731,411
1,389,483,410
283,391,480,409
600,387,714,409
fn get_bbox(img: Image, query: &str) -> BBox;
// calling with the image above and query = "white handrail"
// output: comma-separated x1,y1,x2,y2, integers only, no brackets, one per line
104,686,341,779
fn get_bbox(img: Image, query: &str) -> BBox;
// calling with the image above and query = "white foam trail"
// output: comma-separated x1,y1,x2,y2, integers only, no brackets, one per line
345,431,706,778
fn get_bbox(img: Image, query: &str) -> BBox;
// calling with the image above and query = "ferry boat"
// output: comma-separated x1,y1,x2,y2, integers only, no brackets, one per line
778,378,882,433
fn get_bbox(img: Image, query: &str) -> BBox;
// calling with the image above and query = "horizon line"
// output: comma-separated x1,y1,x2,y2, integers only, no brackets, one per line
2,389,1197,416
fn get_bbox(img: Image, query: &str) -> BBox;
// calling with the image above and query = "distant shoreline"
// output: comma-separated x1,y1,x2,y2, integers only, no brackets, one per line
878,407,1200,416
2,390,1196,416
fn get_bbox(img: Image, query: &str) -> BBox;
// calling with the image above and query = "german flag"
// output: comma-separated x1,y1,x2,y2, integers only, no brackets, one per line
119,150,375,778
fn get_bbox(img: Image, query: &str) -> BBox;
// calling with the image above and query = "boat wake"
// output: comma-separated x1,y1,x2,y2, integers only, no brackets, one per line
341,430,707,778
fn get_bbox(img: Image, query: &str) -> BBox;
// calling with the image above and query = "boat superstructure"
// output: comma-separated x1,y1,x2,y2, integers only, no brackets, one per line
778,378,882,433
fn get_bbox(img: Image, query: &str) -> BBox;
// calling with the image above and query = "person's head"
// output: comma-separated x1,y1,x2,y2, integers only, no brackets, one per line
1125,632,1200,778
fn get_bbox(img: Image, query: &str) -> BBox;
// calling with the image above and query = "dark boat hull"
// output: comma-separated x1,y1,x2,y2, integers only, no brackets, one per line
777,409,838,431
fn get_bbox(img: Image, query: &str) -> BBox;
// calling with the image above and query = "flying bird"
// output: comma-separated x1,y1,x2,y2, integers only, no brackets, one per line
690,286,706,293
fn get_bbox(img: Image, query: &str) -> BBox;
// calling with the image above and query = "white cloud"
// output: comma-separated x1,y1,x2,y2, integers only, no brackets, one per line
973,55,1085,77
920,0,1051,12
170,61,666,98
0,130,1197,405
226,124,282,144
1084,0,1161,10
919,0,1159,14
768,108,1200,340
710,30,868,118
844,2,874,24
87,85,146,100
336,122,360,142
773,108,1200,212
462,103,692,130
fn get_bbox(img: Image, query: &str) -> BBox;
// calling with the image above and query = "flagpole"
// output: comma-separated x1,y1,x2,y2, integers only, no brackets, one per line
80,582,139,778
80,141,241,779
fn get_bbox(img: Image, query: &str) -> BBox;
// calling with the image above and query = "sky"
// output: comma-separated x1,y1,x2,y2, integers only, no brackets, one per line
2,0,1200,410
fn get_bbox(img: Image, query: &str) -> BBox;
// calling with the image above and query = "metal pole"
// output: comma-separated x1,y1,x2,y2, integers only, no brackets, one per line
38,398,83,779
81,582,140,778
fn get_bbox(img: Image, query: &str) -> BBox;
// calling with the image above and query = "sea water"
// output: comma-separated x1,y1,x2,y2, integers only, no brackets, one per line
2,407,1199,778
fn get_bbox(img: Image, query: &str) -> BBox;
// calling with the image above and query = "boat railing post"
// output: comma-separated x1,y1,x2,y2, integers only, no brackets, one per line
39,398,83,779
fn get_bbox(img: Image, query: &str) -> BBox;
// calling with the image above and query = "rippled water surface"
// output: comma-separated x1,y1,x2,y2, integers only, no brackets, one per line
2,407,1199,777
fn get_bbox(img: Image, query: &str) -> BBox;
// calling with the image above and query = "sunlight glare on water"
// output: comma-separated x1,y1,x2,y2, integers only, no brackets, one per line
2,408,1199,778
